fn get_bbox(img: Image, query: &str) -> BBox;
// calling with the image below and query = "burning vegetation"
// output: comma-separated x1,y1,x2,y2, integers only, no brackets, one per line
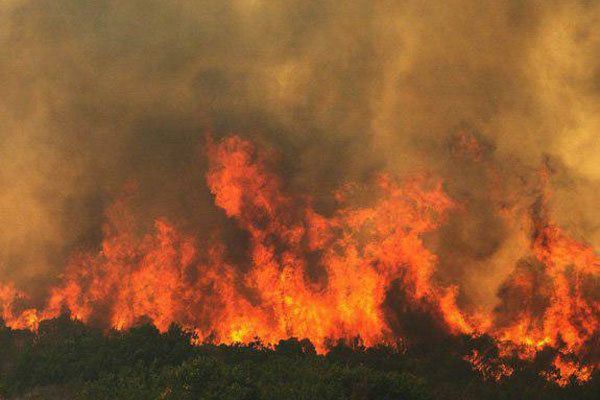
1,134,598,388
1,0,600,397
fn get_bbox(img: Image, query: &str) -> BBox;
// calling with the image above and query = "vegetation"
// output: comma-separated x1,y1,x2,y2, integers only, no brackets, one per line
0,315,597,399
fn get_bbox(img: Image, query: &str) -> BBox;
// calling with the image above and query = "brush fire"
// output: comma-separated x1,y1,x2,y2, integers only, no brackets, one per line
0,1,599,397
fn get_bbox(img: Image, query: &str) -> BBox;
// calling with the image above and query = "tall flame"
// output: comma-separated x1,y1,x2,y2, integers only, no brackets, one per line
1,135,598,385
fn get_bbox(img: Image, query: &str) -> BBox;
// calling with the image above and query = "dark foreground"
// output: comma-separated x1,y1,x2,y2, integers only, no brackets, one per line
0,316,598,400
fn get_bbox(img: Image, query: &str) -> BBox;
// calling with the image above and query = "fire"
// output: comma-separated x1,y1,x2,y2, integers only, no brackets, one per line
463,349,514,382
483,165,600,383
0,135,598,384
542,356,594,387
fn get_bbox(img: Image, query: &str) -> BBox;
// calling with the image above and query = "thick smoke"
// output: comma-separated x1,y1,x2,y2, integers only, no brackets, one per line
0,0,599,316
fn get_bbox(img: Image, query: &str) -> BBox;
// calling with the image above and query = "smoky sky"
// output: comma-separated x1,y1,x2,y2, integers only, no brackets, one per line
0,0,599,309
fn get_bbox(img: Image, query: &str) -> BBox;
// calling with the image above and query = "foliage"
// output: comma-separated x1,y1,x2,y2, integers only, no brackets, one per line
0,317,598,399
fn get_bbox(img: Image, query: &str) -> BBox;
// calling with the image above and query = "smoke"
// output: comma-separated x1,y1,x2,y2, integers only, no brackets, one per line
0,0,599,315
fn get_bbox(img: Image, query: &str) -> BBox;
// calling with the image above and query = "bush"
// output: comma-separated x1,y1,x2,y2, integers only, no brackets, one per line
0,317,597,400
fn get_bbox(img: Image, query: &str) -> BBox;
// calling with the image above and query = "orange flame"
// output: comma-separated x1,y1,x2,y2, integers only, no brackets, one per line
1,135,598,384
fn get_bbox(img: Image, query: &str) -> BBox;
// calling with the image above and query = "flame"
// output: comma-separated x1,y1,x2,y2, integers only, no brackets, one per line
484,167,600,383
541,355,594,387
1,135,598,384
463,349,514,382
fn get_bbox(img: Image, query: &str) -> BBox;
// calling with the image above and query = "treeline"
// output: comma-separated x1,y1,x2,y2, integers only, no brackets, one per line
0,315,598,399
